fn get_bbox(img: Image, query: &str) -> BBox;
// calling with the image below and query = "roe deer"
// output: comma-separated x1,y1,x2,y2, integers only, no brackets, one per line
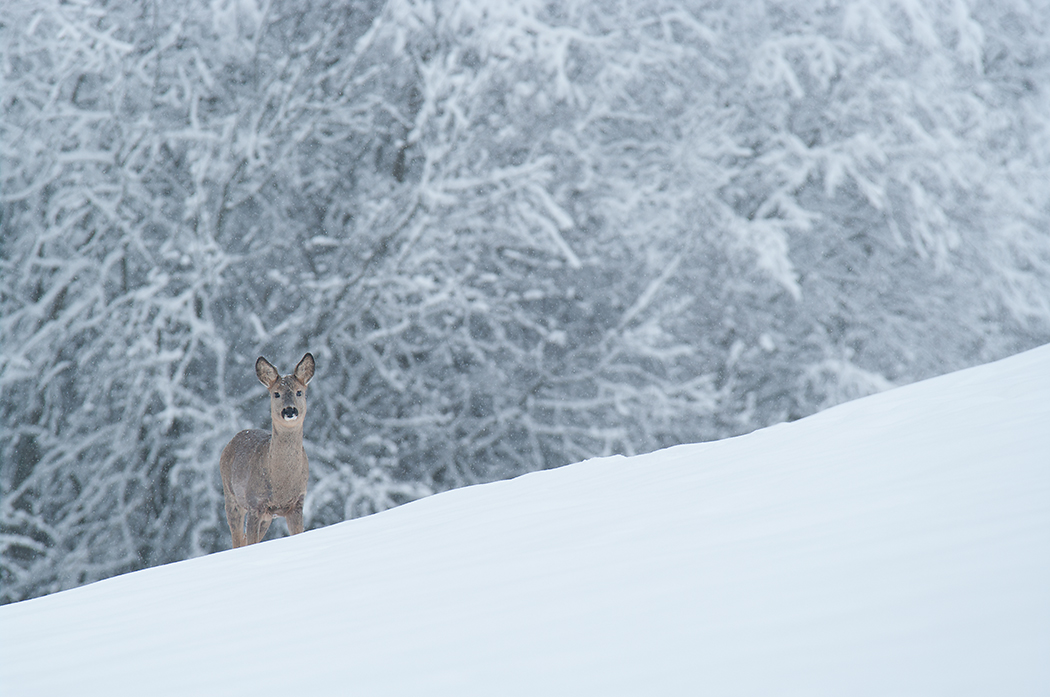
220,353,315,548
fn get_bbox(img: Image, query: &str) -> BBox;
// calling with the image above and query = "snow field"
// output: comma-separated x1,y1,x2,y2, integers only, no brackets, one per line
2,345,1048,696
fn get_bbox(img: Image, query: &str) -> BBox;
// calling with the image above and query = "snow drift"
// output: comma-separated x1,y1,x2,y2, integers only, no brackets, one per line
2,345,1048,696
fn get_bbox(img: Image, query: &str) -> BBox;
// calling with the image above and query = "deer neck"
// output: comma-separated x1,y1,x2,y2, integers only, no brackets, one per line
266,423,306,472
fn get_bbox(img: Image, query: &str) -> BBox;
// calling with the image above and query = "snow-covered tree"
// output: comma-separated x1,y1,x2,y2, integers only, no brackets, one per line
3,0,1049,604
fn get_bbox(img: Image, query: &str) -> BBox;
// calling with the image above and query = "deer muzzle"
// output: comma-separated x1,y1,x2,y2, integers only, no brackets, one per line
281,406,299,421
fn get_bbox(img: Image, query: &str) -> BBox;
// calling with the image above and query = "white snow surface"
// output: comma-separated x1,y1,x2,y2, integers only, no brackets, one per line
2,346,1049,696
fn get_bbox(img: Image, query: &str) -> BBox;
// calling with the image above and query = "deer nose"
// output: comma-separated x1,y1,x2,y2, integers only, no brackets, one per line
281,406,299,421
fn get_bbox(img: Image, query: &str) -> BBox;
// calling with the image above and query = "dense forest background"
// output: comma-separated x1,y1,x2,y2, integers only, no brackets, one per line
3,0,1049,604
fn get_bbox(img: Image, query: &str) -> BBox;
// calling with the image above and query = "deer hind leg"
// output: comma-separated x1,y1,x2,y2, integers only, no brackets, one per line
245,510,273,545
224,496,247,549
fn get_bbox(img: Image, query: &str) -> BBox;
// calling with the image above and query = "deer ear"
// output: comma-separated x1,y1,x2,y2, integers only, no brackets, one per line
256,357,280,387
294,352,315,385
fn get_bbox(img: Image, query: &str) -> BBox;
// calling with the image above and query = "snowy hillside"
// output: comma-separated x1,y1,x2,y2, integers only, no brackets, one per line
2,345,1049,697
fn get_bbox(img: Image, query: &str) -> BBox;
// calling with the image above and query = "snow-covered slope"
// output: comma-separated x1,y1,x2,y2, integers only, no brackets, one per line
3,346,1049,697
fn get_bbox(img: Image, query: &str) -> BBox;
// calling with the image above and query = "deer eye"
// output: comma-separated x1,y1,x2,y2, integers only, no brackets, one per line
296,391,302,396
273,392,280,398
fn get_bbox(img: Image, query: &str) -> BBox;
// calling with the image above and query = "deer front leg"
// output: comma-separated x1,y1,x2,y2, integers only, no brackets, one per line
224,497,247,549
285,496,305,535
245,510,273,545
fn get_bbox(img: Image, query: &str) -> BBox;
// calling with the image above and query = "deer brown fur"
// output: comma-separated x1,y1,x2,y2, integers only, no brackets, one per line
220,353,315,547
